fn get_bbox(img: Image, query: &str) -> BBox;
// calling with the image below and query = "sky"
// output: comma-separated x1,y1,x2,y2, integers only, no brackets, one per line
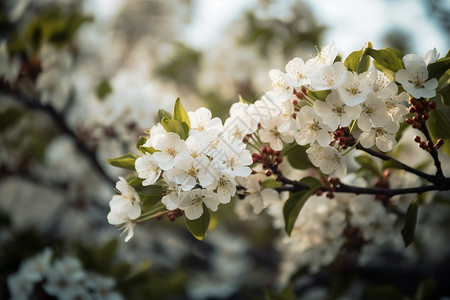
183,0,449,57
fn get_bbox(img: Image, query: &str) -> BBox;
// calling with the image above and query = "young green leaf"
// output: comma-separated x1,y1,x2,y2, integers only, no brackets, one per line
307,89,331,101
401,196,420,248
428,108,450,155
286,145,314,170
283,177,321,235
173,98,191,128
185,205,210,240
428,56,450,80
261,179,282,189
367,48,404,75
158,109,172,121
161,117,189,140
107,153,138,170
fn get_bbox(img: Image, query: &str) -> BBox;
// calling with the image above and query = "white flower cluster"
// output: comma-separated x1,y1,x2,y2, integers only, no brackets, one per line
8,248,122,300
138,107,253,218
262,42,430,176
268,189,401,282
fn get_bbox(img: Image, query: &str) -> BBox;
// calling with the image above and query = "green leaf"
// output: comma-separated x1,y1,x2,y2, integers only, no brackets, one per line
367,48,404,78
261,179,282,189
172,98,190,128
96,79,112,100
161,117,189,140
355,155,381,177
107,153,138,170
356,42,373,74
307,89,331,101
283,177,321,235
344,49,364,72
286,145,314,170
185,205,210,240
401,196,420,248
264,284,295,300
415,277,436,300
344,42,372,74
428,108,450,155
428,57,450,80
158,109,172,121
437,69,450,107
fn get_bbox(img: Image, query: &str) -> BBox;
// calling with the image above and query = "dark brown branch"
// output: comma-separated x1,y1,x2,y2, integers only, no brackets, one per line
7,93,115,187
355,144,435,182
420,121,444,177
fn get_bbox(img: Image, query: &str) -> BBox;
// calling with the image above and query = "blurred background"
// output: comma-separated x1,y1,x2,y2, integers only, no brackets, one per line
0,0,449,299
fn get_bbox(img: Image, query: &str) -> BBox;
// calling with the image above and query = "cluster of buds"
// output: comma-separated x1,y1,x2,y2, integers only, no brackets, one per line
332,127,356,149
414,135,444,152
405,97,436,129
156,209,184,222
373,169,391,206
252,145,283,176
316,177,340,199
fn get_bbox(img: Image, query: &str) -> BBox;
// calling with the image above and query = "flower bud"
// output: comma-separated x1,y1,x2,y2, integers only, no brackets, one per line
414,136,421,143
430,102,437,109
265,170,272,176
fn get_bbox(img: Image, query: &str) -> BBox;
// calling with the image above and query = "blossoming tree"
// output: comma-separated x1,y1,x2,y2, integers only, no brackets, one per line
107,42,450,287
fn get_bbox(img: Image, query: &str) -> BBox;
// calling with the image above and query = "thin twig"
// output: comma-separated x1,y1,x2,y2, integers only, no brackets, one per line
9,93,115,187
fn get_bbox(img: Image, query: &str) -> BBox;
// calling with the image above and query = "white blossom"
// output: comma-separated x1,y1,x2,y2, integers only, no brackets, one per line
308,62,347,91
359,121,399,152
135,153,161,186
357,94,391,132
152,132,187,170
338,71,372,106
306,144,347,177
285,57,310,88
295,106,332,147
177,189,221,220
313,90,361,130
396,53,438,99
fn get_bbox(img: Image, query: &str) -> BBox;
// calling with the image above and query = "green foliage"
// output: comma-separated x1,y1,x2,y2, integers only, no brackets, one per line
261,179,282,189
436,69,450,107
161,117,189,140
283,177,322,235
173,98,191,128
428,53,450,80
137,185,165,211
160,98,191,140
308,89,331,101
22,7,92,51
96,79,112,100
107,153,138,170
185,205,210,240
367,47,404,80
158,109,172,121
401,196,420,248
286,145,314,170
428,107,450,155
344,42,372,74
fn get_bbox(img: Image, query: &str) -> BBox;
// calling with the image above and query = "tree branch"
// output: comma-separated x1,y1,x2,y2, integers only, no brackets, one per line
7,93,115,187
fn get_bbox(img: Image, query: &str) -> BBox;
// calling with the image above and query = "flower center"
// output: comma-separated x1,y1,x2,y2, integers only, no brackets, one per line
167,147,176,157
